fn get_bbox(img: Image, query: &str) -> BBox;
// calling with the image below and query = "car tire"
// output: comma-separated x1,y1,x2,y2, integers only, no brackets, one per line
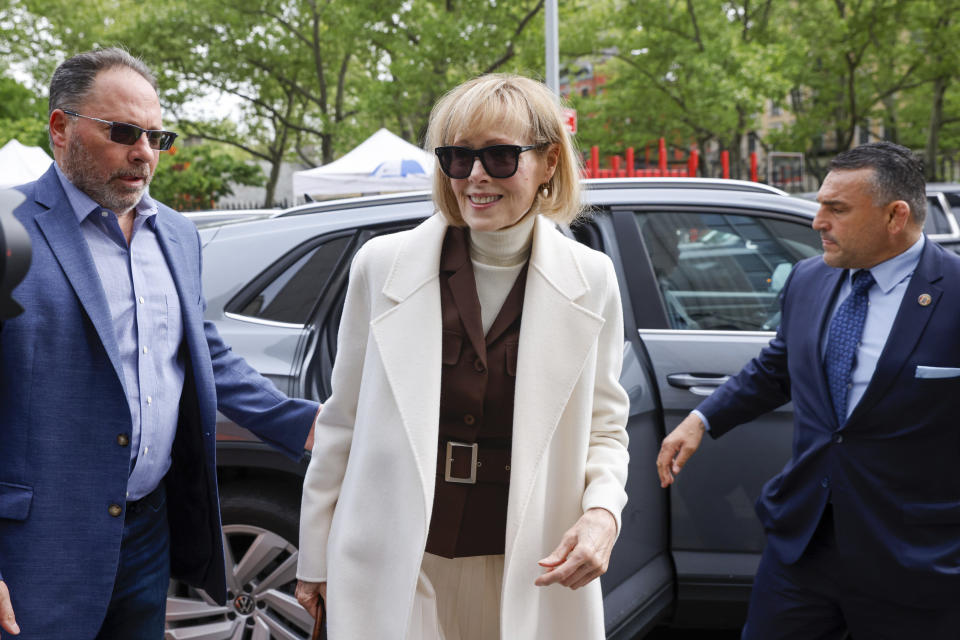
164,481,314,639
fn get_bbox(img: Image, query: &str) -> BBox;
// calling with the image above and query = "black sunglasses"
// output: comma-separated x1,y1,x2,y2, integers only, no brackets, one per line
62,109,178,151
435,144,542,179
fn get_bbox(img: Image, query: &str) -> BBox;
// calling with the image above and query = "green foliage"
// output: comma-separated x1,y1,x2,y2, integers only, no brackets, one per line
149,143,264,211
0,74,49,150
4,0,960,188
564,0,790,170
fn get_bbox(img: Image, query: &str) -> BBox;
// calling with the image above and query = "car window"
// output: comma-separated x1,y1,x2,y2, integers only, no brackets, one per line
234,235,352,325
925,196,952,235
635,211,821,331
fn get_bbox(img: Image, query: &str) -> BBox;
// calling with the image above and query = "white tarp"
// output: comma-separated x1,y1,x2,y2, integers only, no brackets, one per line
0,139,53,189
292,128,433,201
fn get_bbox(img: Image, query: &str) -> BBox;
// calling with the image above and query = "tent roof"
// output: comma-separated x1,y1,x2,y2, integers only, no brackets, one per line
0,139,53,189
292,128,434,200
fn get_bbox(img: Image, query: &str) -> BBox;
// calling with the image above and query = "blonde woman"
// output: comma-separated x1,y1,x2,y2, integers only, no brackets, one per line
296,74,629,640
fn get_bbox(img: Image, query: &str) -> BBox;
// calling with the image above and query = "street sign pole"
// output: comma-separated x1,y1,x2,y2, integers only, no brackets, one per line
545,0,559,95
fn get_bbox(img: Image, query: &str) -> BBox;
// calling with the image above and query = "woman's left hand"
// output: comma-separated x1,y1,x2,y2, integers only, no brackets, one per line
534,507,617,589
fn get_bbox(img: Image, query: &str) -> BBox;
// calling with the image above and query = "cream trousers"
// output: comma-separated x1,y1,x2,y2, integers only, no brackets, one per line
405,552,505,640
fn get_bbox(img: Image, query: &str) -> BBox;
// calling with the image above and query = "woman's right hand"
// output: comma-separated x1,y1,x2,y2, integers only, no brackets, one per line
295,580,327,622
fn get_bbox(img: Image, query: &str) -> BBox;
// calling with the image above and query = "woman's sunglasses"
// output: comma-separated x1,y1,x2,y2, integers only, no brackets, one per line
62,109,178,151
434,144,542,179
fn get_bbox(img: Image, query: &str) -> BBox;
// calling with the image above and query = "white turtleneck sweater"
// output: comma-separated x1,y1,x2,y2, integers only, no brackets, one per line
468,214,536,335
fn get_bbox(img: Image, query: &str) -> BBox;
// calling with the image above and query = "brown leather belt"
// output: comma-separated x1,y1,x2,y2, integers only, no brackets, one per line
437,441,511,485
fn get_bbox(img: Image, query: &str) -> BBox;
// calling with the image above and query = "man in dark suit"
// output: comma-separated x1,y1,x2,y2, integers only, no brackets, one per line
0,48,319,639
657,141,960,639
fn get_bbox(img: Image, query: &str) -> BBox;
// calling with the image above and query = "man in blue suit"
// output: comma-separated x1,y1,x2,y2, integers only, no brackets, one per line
0,48,319,638
657,141,960,639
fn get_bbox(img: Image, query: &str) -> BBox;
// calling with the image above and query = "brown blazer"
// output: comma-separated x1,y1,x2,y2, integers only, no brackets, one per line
426,226,528,557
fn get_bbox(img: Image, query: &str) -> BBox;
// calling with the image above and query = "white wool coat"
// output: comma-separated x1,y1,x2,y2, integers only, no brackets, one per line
297,213,630,639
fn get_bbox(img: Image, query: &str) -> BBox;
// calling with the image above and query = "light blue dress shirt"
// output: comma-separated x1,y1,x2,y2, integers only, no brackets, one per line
695,235,925,430
55,164,185,500
819,235,924,419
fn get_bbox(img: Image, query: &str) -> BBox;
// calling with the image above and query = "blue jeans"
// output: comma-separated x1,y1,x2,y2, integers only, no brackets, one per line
95,483,170,640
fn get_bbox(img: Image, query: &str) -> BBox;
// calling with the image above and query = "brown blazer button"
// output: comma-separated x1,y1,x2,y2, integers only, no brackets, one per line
117,434,130,447
464,414,476,425
473,358,486,373
108,504,123,517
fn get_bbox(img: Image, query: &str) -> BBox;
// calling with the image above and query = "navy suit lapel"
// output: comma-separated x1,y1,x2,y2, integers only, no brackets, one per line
810,266,847,428
847,241,942,425
32,170,127,391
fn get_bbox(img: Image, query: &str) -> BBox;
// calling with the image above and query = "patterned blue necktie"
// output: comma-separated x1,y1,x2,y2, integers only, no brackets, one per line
825,269,876,424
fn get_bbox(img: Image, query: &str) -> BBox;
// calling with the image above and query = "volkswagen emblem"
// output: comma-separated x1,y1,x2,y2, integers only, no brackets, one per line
233,593,256,615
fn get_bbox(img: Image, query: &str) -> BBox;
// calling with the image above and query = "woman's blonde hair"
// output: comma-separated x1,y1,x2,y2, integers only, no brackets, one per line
425,73,583,226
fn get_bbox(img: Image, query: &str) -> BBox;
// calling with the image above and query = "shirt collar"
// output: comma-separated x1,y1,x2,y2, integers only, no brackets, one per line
856,234,925,294
54,162,160,227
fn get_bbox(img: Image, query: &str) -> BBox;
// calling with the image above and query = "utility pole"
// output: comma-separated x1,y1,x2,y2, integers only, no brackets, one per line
545,0,559,94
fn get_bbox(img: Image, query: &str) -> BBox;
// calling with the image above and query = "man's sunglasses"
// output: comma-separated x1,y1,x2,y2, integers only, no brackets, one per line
435,144,542,179
62,109,178,151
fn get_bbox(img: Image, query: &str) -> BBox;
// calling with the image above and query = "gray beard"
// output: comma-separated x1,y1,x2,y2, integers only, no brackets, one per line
60,134,152,214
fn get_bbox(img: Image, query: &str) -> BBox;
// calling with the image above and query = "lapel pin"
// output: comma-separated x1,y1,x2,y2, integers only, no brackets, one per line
918,293,932,307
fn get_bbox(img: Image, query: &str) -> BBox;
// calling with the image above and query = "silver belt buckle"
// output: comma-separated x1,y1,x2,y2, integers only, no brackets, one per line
445,441,478,484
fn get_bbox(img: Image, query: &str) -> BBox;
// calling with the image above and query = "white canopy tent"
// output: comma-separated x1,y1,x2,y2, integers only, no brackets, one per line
292,128,434,202
0,139,53,189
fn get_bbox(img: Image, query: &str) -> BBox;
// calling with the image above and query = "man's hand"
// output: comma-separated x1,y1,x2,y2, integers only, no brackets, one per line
657,413,706,487
304,406,321,452
535,508,617,590
295,580,326,622
0,580,19,635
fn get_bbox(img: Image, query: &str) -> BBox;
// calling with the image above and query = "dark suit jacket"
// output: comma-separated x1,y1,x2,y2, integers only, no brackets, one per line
698,239,960,607
0,166,317,639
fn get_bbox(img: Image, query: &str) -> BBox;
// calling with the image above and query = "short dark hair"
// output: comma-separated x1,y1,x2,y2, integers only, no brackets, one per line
49,47,157,117
829,141,926,226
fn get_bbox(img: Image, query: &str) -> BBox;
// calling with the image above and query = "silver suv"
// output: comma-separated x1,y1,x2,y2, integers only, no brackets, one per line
166,178,921,639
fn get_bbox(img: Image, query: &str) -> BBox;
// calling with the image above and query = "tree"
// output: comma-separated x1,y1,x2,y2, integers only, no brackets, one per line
114,0,547,204
563,0,790,176
0,74,49,150
896,0,960,180
149,142,264,211
768,0,927,181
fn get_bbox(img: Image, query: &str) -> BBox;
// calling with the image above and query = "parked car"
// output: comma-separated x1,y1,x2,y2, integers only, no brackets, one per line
183,208,280,228
925,182,960,237
164,178,960,640
795,183,960,243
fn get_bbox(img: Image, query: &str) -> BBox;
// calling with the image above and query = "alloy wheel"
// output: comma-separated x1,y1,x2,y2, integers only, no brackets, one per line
165,523,314,640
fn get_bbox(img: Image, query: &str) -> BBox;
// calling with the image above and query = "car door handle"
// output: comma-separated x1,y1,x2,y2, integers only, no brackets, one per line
666,373,731,396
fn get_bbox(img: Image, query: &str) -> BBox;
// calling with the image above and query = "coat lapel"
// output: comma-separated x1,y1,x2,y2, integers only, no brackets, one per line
441,227,487,363
506,217,606,550
847,240,942,425
153,210,217,422
812,268,846,428
371,214,448,510
154,210,201,341
32,169,127,391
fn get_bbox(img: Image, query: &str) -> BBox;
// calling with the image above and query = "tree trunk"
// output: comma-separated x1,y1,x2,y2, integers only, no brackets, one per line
925,76,948,182
264,156,281,207
882,94,899,143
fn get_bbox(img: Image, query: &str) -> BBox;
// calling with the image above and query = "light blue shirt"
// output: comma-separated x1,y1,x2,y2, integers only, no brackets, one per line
55,164,185,501
695,235,925,430
820,235,924,419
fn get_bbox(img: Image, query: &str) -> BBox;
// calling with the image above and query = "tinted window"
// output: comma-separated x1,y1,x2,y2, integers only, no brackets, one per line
635,211,821,331
237,235,351,324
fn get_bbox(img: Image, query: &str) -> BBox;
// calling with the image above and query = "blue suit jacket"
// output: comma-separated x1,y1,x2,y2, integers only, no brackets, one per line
699,239,960,607
0,167,318,638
